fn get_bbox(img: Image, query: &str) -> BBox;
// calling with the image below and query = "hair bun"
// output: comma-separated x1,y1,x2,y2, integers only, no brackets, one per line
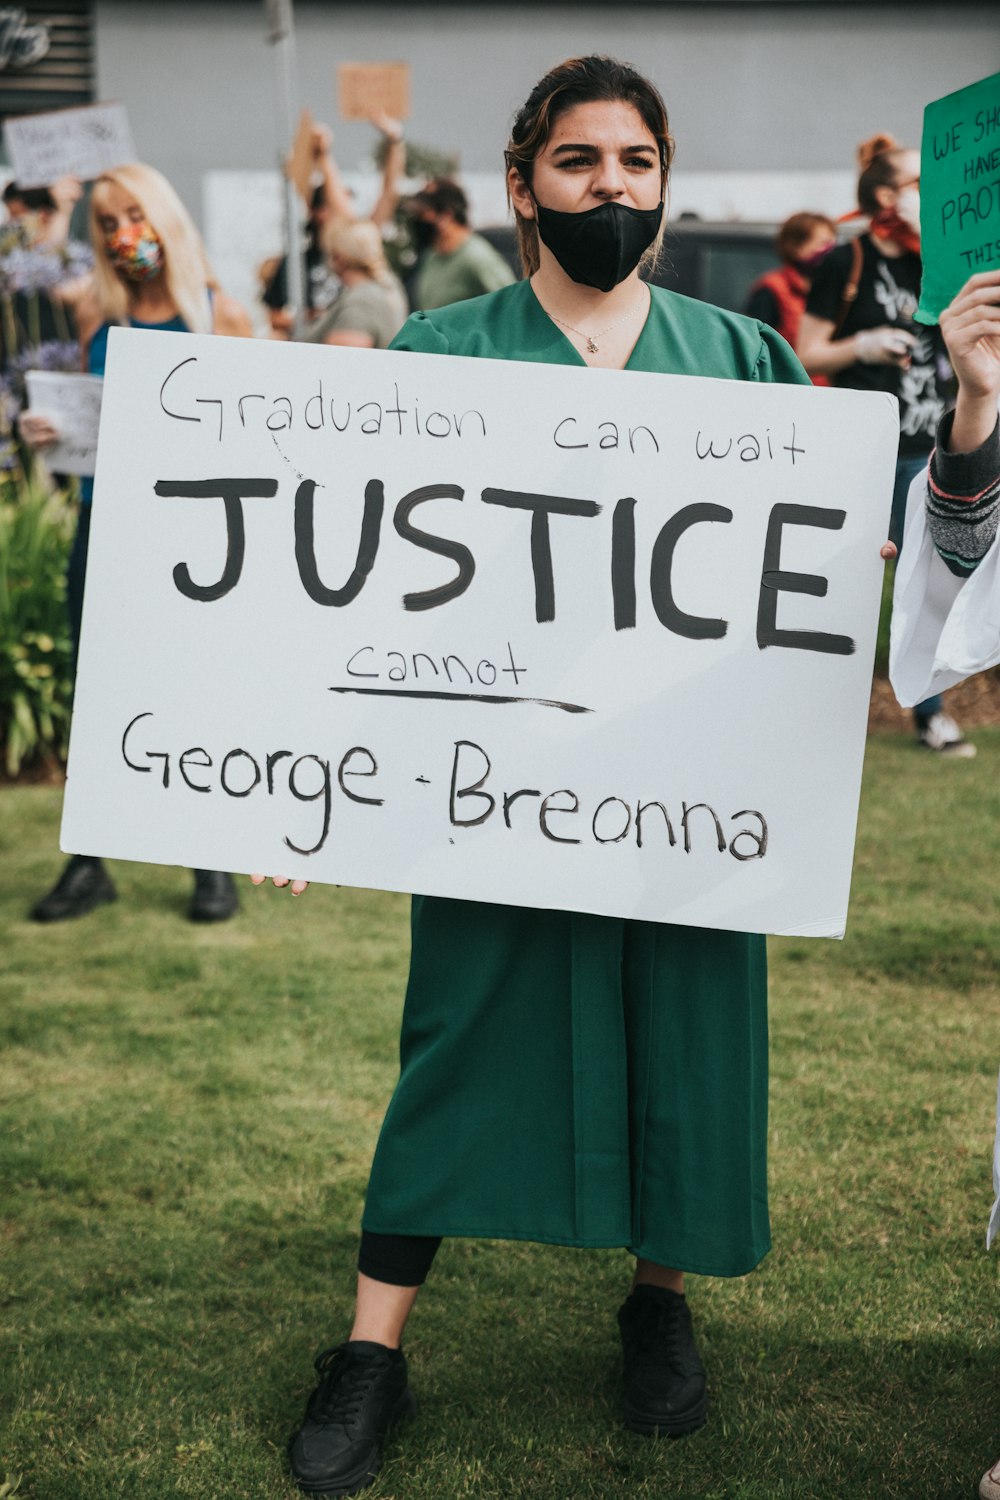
856,133,898,172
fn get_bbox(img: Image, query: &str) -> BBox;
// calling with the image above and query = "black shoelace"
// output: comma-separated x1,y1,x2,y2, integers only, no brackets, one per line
630,1300,687,1368
307,1344,387,1428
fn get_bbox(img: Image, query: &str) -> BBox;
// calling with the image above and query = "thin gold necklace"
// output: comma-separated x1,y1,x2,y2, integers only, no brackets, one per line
547,289,649,353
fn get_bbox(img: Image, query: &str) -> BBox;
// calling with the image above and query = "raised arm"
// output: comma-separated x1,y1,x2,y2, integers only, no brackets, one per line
922,270,1000,576
939,269,1000,454
369,112,406,229
312,123,356,224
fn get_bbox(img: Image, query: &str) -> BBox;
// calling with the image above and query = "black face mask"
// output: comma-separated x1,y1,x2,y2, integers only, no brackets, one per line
534,198,664,292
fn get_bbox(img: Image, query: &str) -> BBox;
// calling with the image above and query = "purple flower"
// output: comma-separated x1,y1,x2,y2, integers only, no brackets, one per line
10,340,81,376
0,226,94,298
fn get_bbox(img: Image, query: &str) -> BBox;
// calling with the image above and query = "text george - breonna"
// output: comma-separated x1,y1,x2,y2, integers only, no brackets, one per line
61,330,898,938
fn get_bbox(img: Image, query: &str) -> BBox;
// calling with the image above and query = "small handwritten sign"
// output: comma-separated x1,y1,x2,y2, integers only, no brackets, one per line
917,70,1000,325
24,371,103,477
61,330,898,938
337,62,410,122
2,102,136,191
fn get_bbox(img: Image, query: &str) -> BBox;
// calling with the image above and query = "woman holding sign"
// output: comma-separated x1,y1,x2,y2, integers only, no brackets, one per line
260,56,813,1497
22,162,252,924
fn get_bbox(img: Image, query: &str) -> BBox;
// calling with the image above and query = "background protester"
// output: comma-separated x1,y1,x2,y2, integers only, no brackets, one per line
263,114,406,337
405,176,514,310
20,162,251,924
256,53,826,1500
0,176,93,458
744,211,835,382
798,132,972,757
305,218,407,348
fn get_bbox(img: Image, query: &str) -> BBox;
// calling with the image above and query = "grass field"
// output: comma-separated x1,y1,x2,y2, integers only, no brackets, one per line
1,730,999,1500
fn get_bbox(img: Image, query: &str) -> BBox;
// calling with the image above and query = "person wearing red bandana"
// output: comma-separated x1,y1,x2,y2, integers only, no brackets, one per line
799,132,971,757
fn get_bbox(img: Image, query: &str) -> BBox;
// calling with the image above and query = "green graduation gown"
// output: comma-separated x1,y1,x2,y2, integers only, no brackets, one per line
363,279,810,1276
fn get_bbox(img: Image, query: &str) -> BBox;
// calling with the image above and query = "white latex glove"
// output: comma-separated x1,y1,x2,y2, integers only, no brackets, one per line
855,326,917,366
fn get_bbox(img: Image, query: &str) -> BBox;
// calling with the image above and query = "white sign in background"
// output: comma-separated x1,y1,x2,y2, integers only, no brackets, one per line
24,371,103,477
2,103,135,190
62,329,898,938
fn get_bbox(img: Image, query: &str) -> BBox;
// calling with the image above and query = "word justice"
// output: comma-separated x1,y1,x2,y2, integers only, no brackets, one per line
154,476,856,657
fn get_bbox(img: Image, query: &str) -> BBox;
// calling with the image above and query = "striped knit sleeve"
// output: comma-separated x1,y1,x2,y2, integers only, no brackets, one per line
926,411,1000,576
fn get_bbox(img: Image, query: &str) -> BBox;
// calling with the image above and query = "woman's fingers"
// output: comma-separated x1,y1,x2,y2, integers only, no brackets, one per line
249,872,310,895
880,541,898,561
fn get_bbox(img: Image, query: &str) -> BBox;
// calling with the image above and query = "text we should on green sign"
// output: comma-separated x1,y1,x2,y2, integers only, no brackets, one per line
916,70,1000,326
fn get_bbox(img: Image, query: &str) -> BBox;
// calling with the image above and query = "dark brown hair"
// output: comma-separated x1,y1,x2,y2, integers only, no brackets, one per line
856,132,911,216
407,177,469,227
776,212,836,263
505,55,674,277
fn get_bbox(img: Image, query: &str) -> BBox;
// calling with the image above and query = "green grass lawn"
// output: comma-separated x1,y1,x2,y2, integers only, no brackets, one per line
2,731,999,1500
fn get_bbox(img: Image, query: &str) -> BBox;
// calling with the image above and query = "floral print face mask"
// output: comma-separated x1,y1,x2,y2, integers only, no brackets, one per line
104,220,165,282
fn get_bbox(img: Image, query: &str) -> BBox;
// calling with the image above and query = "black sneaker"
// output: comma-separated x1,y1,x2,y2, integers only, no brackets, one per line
618,1284,708,1437
289,1340,415,1496
188,870,239,923
29,854,117,922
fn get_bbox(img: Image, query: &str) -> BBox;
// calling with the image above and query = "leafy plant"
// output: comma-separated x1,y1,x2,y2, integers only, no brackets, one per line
0,471,75,775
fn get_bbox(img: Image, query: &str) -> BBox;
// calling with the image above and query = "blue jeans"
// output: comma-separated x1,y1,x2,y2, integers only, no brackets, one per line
892,453,941,725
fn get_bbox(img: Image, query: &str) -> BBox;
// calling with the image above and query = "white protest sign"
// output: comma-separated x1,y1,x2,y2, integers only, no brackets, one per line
3,103,135,189
25,371,103,477
61,330,898,938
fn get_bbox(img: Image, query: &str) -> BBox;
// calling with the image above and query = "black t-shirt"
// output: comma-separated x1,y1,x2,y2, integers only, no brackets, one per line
806,235,953,457
262,241,339,314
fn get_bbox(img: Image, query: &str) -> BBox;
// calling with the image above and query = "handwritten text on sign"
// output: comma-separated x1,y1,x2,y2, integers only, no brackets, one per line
61,331,898,938
917,69,1000,324
2,103,135,190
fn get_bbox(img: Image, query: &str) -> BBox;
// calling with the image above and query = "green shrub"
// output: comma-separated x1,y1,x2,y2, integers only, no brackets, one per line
0,473,75,776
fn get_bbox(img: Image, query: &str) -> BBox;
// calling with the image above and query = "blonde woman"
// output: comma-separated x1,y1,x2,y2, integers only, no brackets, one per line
306,218,407,350
23,163,251,924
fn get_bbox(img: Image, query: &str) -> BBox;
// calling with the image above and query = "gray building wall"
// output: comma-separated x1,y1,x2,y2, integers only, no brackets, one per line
95,2,1000,230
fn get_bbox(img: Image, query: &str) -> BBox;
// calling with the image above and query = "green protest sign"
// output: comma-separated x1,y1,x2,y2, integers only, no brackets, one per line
916,70,1000,325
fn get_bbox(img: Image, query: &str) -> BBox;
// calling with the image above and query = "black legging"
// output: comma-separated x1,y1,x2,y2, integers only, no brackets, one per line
358,1230,441,1287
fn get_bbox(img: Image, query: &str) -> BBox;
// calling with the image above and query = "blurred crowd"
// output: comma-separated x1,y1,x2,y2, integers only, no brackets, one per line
0,111,973,928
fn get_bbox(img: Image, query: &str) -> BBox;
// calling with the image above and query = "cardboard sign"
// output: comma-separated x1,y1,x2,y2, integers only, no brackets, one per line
917,70,1000,325
61,330,898,939
337,62,410,122
24,371,103,477
2,103,136,190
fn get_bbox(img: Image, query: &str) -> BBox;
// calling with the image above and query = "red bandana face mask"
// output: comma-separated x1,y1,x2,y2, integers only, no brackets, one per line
870,186,921,256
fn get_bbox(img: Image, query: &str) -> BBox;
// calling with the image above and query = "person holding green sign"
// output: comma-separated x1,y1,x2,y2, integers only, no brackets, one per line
887,264,1000,1500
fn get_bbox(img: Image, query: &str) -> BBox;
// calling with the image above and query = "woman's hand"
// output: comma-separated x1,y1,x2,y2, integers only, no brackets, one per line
939,270,1000,453
940,270,1000,403
250,873,310,896
370,110,404,145
880,541,898,561
17,411,60,449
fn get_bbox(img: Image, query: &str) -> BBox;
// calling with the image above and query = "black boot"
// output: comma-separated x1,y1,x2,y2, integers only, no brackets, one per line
188,870,239,923
289,1341,415,1495
618,1284,708,1436
30,854,117,923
